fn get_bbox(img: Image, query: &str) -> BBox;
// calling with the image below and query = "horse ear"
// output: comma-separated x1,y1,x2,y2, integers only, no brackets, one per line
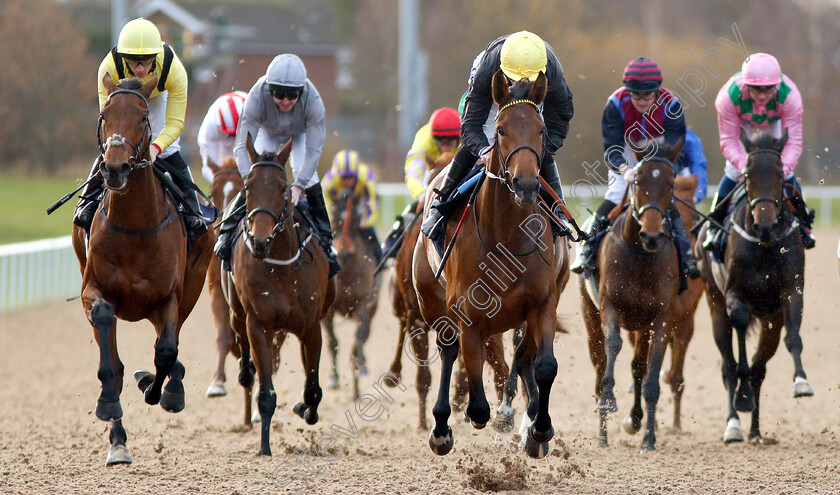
277,138,293,165
492,69,509,106
665,136,685,163
739,127,754,153
206,157,219,175
627,136,643,161
776,128,789,152
528,72,547,105
102,73,116,94
245,133,259,164
139,75,158,99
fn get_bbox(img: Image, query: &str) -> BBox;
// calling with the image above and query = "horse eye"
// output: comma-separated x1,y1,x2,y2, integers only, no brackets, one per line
497,127,506,137
540,127,547,135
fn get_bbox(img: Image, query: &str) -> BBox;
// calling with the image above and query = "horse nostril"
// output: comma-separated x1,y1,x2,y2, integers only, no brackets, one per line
120,162,131,174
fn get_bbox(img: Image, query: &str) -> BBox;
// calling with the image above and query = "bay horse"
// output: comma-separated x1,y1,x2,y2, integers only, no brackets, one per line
220,135,335,456
322,186,380,399
204,156,244,399
71,76,213,465
696,129,812,444
387,152,511,431
579,137,684,451
413,71,568,458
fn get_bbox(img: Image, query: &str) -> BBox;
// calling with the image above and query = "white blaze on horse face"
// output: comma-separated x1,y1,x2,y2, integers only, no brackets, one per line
223,182,235,202
652,169,660,179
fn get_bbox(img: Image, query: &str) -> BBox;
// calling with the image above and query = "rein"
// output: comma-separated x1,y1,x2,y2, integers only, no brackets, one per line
732,148,796,245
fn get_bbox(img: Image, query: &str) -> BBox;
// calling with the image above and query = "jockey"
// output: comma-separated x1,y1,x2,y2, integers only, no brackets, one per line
704,52,815,251
381,107,461,258
421,30,574,239
74,18,206,236
213,53,340,277
570,57,701,284
674,128,709,204
197,91,247,182
322,150,383,263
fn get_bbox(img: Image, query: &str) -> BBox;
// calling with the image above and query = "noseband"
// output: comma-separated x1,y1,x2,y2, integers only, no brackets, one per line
629,157,673,229
243,161,293,248
486,99,546,191
97,89,153,170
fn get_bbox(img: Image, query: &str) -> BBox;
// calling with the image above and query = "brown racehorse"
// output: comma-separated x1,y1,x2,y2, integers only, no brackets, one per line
414,71,568,458
71,76,213,465
387,152,512,431
579,138,684,451
221,135,335,456
203,157,244,399
322,186,380,399
696,129,812,444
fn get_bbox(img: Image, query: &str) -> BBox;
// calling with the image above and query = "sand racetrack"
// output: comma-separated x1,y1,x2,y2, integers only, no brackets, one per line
1,229,839,495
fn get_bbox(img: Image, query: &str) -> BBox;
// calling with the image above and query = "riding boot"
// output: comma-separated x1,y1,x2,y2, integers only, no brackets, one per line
162,153,207,236
382,201,417,259
539,157,567,234
213,189,246,262
669,203,700,284
787,190,816,249
702,193,729,252
570,200,616,274
73,157,104,230
421,147,474,239
306,184,341,278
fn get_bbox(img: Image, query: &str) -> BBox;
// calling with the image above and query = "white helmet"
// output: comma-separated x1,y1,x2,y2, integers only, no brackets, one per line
266,54,307,88
217,91,247,135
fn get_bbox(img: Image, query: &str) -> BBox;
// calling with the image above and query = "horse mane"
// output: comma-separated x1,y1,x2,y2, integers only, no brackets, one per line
508,79,532,100
116,78,143,90
750,130,778,150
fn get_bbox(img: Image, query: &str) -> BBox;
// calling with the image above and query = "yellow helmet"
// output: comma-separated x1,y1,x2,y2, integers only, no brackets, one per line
117,18,163,56
333,150,361,178
500,31,547,82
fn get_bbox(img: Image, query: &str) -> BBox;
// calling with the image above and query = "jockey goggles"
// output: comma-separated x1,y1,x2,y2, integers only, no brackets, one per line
269,84,303,100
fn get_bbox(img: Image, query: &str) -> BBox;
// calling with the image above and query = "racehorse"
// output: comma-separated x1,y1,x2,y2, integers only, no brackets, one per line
71,76,213,465
579,137,684,451
204,156,245,400
387,152,512,431
413,71,568,458
220,135,335,456
322,186,380,399
696,129,812,444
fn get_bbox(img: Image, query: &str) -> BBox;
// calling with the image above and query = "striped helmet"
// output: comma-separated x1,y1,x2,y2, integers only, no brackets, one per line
217,91,247,135
332,150,361,178
622,57,663,93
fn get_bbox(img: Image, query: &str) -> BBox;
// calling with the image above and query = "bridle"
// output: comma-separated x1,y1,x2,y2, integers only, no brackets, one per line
485,99,546,193
97,89,153,171
743,149,784,211
732,148,798,243
242,161,294,249
629,157,674,231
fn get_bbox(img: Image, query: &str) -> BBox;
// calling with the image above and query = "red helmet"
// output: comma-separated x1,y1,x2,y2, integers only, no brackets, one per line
429,107,461,137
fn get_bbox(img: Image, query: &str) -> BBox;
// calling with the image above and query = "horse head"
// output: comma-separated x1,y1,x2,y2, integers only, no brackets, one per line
242,134,293,259
98,74,157,190
490,70,547,206
207,156,244,214
330,188,360,258
629,137,683,252
740,128,788,242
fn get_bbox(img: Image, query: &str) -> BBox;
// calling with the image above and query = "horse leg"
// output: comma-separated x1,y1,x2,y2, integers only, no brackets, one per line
451,356,469,414
134,301,180,407
408,325,431,432
494,325,525,433
524,305,558,459
292,323,323,426
726,296,756,413
233,313,255,427
748,317,782,443
711,303,742,443
514,332,539,440
206,311,235,398
623,330,649,436
582,292,609,447
667,316,693,430
486,334,510,404
461,329,491,429
322,311,340,390
387,314,408,383
783,294,813,398
598,309,622,415
353,304,373,377
90,299,122,422
429,326,459,456
246,317,275,456
641,319,669,452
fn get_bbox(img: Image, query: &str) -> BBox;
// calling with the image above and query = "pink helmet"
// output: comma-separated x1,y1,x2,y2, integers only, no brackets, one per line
217,91,247,135
741,53,782,86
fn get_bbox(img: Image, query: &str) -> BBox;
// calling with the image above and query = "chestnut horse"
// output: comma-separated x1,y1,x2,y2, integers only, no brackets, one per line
387,153,511,431
221,135,335,455
696,129,812,444
71,76,213,465
414,71,568,458
204,156,244,399
579,138,684,451
322,187,380,399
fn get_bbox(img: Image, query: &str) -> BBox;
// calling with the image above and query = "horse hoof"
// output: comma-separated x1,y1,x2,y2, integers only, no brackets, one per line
205,380,227,398
251,410,261,423
749,434,764,445
599,439,609,448
160,390,185,413
723,418,744,443
134,370,159,404
627,383,635,394
524,426,553,459
327,377,340,389
428,426,454,456
640,443,656,453
622,415,640,435
793,377,814,398
493,404,515,433
106,444,132,465
95,400,123,422
385,371,401,387
470,419,487,430
355,367,369,377
293,402,319,425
